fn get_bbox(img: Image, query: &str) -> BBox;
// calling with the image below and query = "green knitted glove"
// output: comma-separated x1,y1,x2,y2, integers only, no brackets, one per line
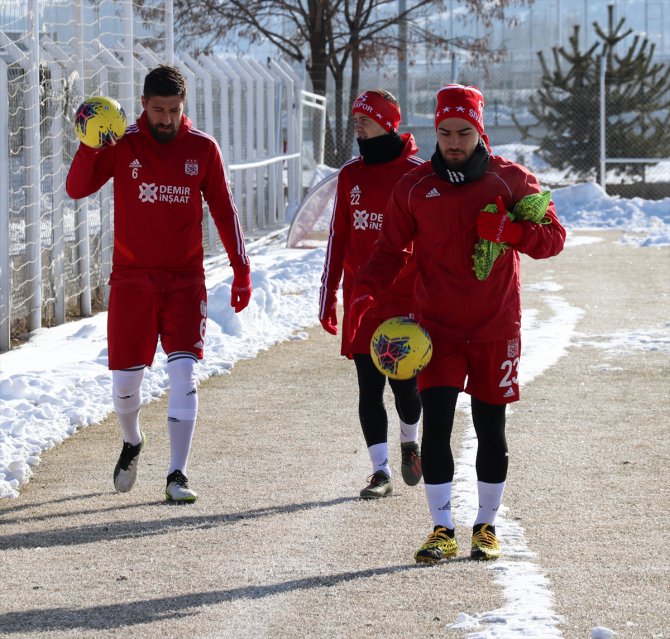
513,190,552,224
472,190,552,281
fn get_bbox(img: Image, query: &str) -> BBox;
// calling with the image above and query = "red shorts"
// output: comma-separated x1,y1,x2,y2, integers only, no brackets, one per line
107,283,207,370
345,311,381,356
417,335,522,404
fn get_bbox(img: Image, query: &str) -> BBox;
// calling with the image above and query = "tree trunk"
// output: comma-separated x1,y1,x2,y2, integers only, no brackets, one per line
306,0,334,166
343,44,361,165
332,66,346,166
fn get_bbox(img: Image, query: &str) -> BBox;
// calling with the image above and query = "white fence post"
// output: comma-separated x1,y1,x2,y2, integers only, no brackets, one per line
120,0,135,120
216,55,245,231
173,55,198,127
88,44,126,303
0,58,9,352
269,59,300,219
26,1,43,330
41,37,67,325
200,54,231,166
301,90,328,167
237,57,266,228
165,0,175,66
249,58,279,226
181,51,214,132
227,57,256,232
73,1,91,318
599,56,606,191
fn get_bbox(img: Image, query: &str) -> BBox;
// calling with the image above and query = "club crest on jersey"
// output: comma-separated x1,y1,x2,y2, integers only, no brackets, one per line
185,159,199,176
507,338,519,358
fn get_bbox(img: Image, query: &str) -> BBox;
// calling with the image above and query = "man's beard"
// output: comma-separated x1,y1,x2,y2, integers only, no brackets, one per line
441,149,469,170
149,122,178,143
431,139,489,185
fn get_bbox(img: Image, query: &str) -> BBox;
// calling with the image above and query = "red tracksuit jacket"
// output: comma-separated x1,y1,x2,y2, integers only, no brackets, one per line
356,154,566,344
320,133,424,355
66,112,249,290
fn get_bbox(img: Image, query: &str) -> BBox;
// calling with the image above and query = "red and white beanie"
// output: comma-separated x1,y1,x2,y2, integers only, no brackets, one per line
351,91,401,134
434,84,485,135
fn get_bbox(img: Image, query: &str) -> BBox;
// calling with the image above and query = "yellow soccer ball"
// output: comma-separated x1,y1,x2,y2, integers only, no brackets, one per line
74,96,127,148
370,316,433,380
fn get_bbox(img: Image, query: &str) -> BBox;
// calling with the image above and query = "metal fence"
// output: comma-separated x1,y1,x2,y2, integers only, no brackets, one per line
327,51,669,196
322,0,670,196
0,0,326,352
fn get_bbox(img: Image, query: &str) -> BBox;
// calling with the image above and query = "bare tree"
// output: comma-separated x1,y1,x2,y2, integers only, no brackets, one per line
174,0,533,165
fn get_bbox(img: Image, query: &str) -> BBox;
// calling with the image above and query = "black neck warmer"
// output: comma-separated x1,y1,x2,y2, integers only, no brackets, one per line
431,139,490,184
357,132,405,165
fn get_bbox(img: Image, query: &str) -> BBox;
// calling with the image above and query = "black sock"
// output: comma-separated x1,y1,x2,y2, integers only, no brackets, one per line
434,525,455,537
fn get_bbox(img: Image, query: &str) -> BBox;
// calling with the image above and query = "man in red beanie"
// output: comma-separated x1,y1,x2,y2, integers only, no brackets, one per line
347,84,566,561
319,90,424,499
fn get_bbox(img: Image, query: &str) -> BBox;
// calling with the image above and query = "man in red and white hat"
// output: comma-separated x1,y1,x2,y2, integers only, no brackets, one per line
347,84,566,562
319,89,425,500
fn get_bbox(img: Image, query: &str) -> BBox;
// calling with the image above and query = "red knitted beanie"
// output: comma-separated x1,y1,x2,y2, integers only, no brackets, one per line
434,84,485,135
352,91,401,134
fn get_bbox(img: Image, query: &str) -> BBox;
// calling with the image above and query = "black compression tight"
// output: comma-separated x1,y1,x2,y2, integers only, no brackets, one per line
471,395,509,483
420,386,508,485
353,353,422,447
419,386,459,484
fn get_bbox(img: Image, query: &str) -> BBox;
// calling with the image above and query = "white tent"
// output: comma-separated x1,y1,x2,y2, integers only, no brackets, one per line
286,170,338,248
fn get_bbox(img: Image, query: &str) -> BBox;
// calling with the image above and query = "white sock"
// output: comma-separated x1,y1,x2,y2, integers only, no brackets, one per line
474,481,506,526
166,357,198,475
368,442,391,477
425,482,454,529
399,418,420,443
168,419,196,475
112,368,145,445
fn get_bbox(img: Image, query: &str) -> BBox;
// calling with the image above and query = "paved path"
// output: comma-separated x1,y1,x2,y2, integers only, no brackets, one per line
0,230,668,638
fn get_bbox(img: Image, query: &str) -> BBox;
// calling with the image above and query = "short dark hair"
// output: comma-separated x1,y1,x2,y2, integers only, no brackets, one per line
143,65,187,100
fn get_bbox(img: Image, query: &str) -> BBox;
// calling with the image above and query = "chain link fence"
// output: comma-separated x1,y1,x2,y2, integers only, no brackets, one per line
325,51,669,196
321,0,670,200
0,0,325,352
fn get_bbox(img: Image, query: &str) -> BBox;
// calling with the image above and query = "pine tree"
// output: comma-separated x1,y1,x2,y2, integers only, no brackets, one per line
514,5,670,182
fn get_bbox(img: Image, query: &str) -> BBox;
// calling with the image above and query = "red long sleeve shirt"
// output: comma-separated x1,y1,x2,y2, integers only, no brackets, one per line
320,133,424,354
66,112,249,290
356,155,566,344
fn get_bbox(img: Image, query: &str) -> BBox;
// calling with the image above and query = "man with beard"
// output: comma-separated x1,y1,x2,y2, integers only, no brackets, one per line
347,84,566,562
319,90,424,500
66,65,251,502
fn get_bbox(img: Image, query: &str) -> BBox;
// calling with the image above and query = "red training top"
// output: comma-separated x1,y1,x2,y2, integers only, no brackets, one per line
66,112,249,291
355,154,566,345
320,132,424,355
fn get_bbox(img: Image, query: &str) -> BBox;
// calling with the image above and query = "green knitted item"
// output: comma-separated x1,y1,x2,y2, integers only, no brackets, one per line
473,190,552,281
513,190,552,224
472,201,509,282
